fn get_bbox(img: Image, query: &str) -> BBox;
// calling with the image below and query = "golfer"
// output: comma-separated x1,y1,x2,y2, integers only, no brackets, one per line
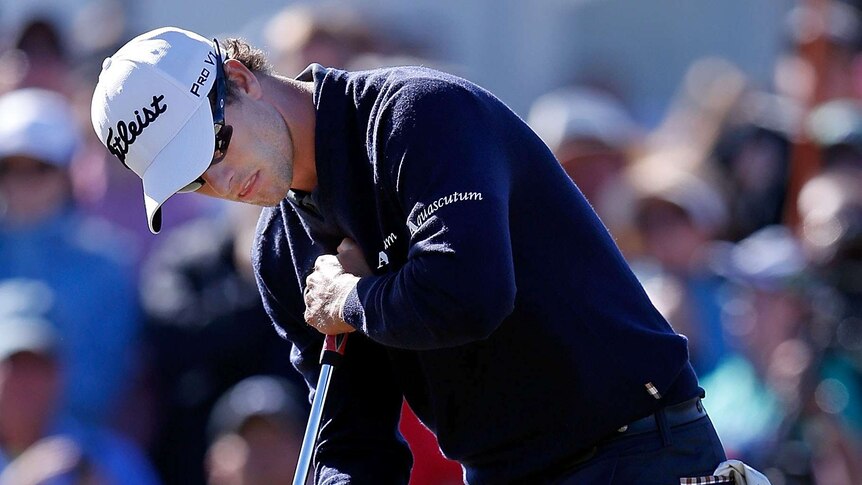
92,27,726,484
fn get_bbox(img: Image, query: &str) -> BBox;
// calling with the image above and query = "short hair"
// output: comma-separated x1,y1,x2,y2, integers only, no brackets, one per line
220,38,272,100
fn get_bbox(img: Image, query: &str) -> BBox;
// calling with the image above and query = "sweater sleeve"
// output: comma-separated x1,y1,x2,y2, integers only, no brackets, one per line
341,81,517,350
253,206,412,483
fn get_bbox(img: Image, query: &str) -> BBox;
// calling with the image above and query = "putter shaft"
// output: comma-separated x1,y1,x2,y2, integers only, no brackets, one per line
293,363,334,485
293,334,348,485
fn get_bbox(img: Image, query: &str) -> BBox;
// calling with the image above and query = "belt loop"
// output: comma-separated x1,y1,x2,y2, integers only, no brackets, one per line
656,408,672,446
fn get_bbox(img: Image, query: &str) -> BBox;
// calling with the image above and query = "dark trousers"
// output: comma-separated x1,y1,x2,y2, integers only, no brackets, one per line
552,405,727,484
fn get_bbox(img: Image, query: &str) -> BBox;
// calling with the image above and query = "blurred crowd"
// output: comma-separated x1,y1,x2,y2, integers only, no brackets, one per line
1,0,862,484
527,1,862,483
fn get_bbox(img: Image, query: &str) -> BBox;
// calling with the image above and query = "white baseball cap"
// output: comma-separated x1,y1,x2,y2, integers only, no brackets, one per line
0,88,80,167
91,27,220,234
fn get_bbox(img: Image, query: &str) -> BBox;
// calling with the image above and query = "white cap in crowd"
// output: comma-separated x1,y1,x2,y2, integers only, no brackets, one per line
0,88,80,168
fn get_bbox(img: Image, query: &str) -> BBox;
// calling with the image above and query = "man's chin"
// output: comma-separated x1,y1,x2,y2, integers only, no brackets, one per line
246,192,289,207
241,199,276,208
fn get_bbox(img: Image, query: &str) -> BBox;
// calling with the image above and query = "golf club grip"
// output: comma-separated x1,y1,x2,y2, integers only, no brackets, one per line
320,333,348,366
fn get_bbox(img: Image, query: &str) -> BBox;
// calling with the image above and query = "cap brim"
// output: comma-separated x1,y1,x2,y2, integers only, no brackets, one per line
142,101,215,234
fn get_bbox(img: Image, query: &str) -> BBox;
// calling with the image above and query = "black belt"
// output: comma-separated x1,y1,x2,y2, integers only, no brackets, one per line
616,396,706,436
538,397,710,480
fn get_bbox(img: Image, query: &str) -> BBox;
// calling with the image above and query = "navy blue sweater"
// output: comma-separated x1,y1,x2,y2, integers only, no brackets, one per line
253,64,700,484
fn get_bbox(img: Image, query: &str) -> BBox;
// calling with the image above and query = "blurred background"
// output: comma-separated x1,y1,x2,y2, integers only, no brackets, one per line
1,0,861,483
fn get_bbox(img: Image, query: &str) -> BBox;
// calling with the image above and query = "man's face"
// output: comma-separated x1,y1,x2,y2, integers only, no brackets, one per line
0,156,69,224
195,91,296,207
0,351,60,443
636,199,707,272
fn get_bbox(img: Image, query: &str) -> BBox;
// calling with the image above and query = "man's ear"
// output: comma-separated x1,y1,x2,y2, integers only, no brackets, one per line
224,59,263,100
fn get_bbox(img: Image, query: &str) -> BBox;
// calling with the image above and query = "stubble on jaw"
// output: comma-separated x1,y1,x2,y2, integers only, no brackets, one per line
275,113,296,203
252,114,296,208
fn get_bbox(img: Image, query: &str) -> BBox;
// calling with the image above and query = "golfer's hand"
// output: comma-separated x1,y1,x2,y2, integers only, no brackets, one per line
304,253,360,335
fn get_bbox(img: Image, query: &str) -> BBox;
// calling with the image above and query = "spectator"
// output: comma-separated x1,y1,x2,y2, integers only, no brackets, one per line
205,375,307,485
0,88,141,429
711,91,798,241
264,4,390,76
527,87,640,247
0,280,159,485
798,169,862,443
0,18,75,97
628,162,730,377
705,220,862,483
142,204,302,485
702,227,812,470
777,1,862,105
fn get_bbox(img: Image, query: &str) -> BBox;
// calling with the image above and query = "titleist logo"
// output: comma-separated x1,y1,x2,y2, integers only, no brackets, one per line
107,94,168,164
